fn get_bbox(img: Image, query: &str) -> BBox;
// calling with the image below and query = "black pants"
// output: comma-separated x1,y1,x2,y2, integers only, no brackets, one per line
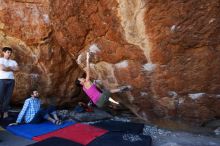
0,79,15,112
30,106,56,124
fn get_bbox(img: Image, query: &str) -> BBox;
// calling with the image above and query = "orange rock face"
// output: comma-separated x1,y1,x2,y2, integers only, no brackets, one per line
0,0,220,126
0,0,81,105
144,0,220,124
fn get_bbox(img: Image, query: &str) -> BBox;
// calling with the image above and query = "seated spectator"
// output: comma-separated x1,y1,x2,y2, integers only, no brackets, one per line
9,90,62,126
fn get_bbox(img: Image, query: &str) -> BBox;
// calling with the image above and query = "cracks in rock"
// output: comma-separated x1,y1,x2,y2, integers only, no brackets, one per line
82,0,112,49
86,0,99,19
13,0,43,5
41,28,53,44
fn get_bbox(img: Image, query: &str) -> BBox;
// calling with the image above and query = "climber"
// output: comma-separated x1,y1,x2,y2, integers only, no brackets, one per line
75,51,131,108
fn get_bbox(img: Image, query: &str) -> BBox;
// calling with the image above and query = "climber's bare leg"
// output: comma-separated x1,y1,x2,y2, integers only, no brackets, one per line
109,97,119,104
109,85,132,93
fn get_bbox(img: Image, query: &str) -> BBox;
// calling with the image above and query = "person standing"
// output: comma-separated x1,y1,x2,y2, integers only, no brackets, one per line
0,47,18,119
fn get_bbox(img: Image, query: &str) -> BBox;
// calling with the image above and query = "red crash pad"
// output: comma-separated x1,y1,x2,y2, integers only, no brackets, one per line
33,123,108,145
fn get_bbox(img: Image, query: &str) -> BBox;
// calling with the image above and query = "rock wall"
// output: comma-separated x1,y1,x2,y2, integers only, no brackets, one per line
0,0,220,126
0,0,81,105
144,0,220,124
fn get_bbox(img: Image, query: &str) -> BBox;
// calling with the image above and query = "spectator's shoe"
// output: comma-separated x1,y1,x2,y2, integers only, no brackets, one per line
3,112,8,119
54,120,62,125
58,120,63,125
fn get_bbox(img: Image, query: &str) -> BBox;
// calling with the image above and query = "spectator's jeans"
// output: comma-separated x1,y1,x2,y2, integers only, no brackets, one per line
0,79,15,112
30,105,56,124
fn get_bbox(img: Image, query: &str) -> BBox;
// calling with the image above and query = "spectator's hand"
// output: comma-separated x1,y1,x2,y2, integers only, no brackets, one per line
10,65,19,71
9,122,18,126
0,64,6,70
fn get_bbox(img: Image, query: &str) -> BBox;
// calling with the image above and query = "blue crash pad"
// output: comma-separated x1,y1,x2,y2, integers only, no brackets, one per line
7,121,75,139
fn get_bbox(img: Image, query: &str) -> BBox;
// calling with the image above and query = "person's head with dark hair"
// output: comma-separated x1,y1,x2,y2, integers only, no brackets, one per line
75,79,83,87
2,47,12,52
2,47,13,59
31,90,39,98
